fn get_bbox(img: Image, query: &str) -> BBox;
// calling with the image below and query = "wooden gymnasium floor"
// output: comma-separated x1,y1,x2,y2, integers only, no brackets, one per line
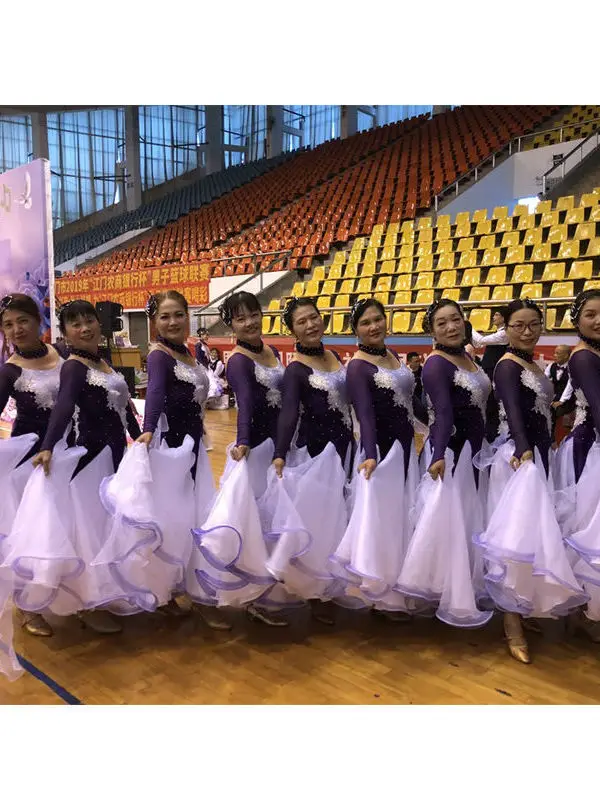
2,408,600,705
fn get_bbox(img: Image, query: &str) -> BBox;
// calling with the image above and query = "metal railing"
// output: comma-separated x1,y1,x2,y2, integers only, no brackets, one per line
541,129,600,195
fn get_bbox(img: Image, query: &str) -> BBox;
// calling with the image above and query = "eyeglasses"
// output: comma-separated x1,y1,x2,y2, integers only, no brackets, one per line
507,321,543,333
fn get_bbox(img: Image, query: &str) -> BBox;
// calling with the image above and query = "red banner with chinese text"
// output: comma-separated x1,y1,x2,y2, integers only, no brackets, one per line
56,263,211,310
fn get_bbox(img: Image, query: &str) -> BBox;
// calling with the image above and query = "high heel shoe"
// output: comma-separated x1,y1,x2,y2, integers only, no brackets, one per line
310,599,336,626
156,598,191,617
20,611,53,637
247,604,289,627
77,610,122,634
568,608,600,643
503,612,530,664
372,608,412,624
194,604,232,631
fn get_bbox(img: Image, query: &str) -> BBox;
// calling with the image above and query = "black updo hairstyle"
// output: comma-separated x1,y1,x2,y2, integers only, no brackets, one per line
0,293,42,325
218,291,262,327
349,298,386,333
58,299,100,335
281,297,320,333
145,290,189,319
463,319,474,346
422,298,464,335
501,298,543,327
570,289,600,327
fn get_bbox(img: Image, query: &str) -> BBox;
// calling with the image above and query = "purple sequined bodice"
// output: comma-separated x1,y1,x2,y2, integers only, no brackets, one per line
566,348,600,481
0,359,63,443
226,349,284,447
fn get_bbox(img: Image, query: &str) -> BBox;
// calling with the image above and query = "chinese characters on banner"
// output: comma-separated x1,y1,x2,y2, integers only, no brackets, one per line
56,262,211,310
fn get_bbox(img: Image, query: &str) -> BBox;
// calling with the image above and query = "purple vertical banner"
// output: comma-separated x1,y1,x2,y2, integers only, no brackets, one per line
0,159,55,365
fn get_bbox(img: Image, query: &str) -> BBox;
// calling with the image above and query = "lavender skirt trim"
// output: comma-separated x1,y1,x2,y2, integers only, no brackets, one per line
394,580,493,628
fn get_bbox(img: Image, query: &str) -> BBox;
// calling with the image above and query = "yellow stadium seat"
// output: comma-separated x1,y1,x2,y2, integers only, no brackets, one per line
536,200,553,215
558,240,580,260
541,211,559,228
512,264,534,284
356,277,373,294
531,243,552,262
380,259,396,274
435,226,452,242
461,268,481,287
343,263,359,279
313,266,326,282
416,255,434,272
369,232,382,248
372,223,385,236
587,238,600,257
410,311,426,334
556,196,575,211
334,294,350,308
392,311,411,334
513,204,530,217
418,228,433,242
478,235,496,250
352,237,366,252
364,246,378,262
437,252,456,271
417,217,432,230
436,239,454,254
454,211,471,226
321,280,337,295
415,272,434,290
393,291,412,305
271,316,282,335
504,245,526,264
493,206,509,219
458,250,477,269
494,216,514,233
482,248,501,267
316,296,329,310
437,270,457,288
399,221,412,233
457,237,475,252
441,288,460,301
348,251,361,265
382,245,396,261
523,228,542,246
415,289,434,305
560,310,575,330
486,267,507,285
361,261,376,277
399,244,414,259
332,251,346,266
568,260,593,280
541,262,566,282
584,280,600,291
328,264,343,280
401,229,415,244
262,316,273,335
340,279,355,294
545,307,557,330
547,225,568,244
521,283,542,299
469,308,491,332
501,231,521,248
492,285,513,301
417,242,433,257
323,315,332,335
374,292,389,306
550,281,574,298
476,219,492,236
397,257,413,273
267,299,280,313
581,193,600,207
436,214,451,228
517,214,537,230
394,274,412,291
575,223,595,240
590,206,600,223
305,280,320,296
565,207,585,225
384,234,398,251
291,282,305,298
472,209,488,223
375,276,392,292
469,286,490,302
454,220,472,239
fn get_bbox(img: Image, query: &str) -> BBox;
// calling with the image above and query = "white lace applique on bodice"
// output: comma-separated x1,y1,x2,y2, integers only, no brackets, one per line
374,363,416,425
573,387,589,430
520,368,553,434
174,360,210,407
255,360,284,409
453,366,491,420
308,365,352,429
87,368,130,429
13,359,63,410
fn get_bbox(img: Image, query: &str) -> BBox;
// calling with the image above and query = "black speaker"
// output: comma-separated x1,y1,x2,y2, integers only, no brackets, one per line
114,366,136,397
96,301,124,338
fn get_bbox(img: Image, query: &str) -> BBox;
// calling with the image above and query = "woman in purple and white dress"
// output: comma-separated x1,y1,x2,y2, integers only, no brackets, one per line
397,299,493,630
554,289,600,640
475,299,586,664
263,297,353,624
2,300,142,637
331,298,426,618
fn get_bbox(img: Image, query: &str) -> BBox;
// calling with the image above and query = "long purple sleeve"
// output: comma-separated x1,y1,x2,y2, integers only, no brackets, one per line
0,364,19,415
143,349,171,434
40,359,88,452
423,355,456,464
274,362,304,461
569,350,600,437
346,360,378,461
126,402,142,440
493,359,531,459
226,353,256,446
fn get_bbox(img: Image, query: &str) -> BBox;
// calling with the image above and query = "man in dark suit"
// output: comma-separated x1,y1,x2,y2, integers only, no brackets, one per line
407,351,424,405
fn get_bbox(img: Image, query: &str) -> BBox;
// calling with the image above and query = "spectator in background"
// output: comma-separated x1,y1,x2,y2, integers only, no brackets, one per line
195,326,210,367
546,344,574,444
407,351,424,405
206,347,229,410
471,308,509,442
463,320,481,365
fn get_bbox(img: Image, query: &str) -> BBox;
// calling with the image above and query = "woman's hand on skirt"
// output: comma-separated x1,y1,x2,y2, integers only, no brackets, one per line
136,432,153,447
232,444,250,461
358,459,377,480
510,450,533,470
273,458,285,478
428,459,445,481
32,449,52,476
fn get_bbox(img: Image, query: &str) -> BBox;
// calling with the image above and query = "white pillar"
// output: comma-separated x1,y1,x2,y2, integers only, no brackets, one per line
266,105,283,158
125,106,142,210
205,105,224,175
31,112,49,160
341,106,359,139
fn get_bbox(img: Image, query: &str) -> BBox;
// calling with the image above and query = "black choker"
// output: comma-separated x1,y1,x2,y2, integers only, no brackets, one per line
580,333,600,354
358,343,387,357
69,346,102,363
296,342,325,357
15,342,48,360
157,335,189,356
507,346,534,363
237,339,264,354
435,343,466,356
